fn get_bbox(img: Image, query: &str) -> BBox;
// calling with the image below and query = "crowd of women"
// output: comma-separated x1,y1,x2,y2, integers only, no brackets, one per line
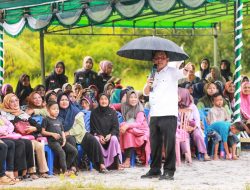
0,56,249,185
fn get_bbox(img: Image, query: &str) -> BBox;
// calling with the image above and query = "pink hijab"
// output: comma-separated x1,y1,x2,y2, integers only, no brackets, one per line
99,60,112,74
240,81,250,119
178,88,193,109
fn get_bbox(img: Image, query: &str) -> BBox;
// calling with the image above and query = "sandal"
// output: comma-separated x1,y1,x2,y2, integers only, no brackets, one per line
204,155,211,161
118,164,125,170
0,176,15,185
30,174,39,180
19,175,33,182
70,167,78,176
5,173,20,183
122,162,130,168
40,173,50,178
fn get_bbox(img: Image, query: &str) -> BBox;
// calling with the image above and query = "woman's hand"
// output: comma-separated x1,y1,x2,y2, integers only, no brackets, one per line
99,135,106,144
105,134,111,142
120,125,129,134
24,126,37,134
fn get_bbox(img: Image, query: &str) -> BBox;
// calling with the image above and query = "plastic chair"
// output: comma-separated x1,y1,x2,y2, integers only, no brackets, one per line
44,144,54,175
144,108,150,123
176,108,192,166
77,144,93,170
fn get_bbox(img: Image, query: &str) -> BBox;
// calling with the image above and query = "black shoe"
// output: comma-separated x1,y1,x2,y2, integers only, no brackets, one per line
159,172,174,181
141,170,161,179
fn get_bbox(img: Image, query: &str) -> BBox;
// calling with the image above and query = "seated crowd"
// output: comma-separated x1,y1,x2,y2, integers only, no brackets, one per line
0,56,249,185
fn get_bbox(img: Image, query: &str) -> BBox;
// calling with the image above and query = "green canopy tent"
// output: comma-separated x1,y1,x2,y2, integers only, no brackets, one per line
0,0,249,122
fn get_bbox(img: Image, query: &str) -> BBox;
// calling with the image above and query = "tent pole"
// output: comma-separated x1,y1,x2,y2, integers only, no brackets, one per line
213,24,218,66
40,30,45,85
233,0,243,122
0,28,4,86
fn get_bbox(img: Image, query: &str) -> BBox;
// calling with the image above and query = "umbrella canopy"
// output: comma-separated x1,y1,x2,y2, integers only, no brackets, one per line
117,36,189,61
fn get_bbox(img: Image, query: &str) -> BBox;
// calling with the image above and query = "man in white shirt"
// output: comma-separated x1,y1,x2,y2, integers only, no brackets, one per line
141,51,191,180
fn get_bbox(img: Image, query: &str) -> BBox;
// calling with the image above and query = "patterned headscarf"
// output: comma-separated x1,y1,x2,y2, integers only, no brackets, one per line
121,90,144,121
2,93,23,116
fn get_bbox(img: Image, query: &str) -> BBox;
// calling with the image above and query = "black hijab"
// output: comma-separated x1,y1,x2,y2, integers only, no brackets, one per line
90,93,119,137
200,58,210,80
15,74,33,106
220,59,232,81
53,61,66,80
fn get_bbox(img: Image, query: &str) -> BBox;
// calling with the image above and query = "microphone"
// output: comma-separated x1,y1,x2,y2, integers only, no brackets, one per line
149,64,157,92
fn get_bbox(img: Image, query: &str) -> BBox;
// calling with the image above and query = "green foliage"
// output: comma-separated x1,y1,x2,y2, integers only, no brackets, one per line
3,19,250,90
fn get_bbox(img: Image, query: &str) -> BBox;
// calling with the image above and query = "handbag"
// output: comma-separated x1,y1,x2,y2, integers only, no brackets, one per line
15,120,30,135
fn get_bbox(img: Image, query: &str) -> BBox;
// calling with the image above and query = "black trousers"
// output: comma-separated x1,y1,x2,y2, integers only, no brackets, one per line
66,135,78,168
0,142,7,177
149,116,177,176
81,133,104,170
49,141,77,173
19,139,34,171
1,139,15,172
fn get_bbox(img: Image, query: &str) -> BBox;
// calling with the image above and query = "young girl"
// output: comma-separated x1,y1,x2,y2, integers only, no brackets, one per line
207,93,231,125
42,101,78,176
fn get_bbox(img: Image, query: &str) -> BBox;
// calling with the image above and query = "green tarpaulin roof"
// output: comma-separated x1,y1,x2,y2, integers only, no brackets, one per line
0,0,250,37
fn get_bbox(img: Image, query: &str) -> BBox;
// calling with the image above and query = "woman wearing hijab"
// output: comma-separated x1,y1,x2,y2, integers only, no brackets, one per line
57,92,108,173
195,58,210,80
223,80,235,112
220,59,233,82
90,93,123,170
1,93,49,179
33,84,46,103
103,83,114,99
178,88,210,161
74,56,101,90
120,90,150,167
98,60,113,93
240,81,250,122
0,115,31,182
62,83,72,93
15,74,33,107
206,66,226,85
178,63,200,87
1,84,14,101
45,61,68,91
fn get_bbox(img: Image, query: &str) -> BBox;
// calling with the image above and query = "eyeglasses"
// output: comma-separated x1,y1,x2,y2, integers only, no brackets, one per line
153,57,167,61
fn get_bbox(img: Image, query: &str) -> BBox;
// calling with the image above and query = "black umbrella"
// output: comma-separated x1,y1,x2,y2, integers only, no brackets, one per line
117,36,189,61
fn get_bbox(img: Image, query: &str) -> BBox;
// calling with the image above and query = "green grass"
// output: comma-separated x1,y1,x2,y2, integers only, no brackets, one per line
2,182,153,190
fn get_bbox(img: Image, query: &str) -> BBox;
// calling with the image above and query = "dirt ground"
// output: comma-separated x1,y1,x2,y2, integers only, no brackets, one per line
2,150,250,190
